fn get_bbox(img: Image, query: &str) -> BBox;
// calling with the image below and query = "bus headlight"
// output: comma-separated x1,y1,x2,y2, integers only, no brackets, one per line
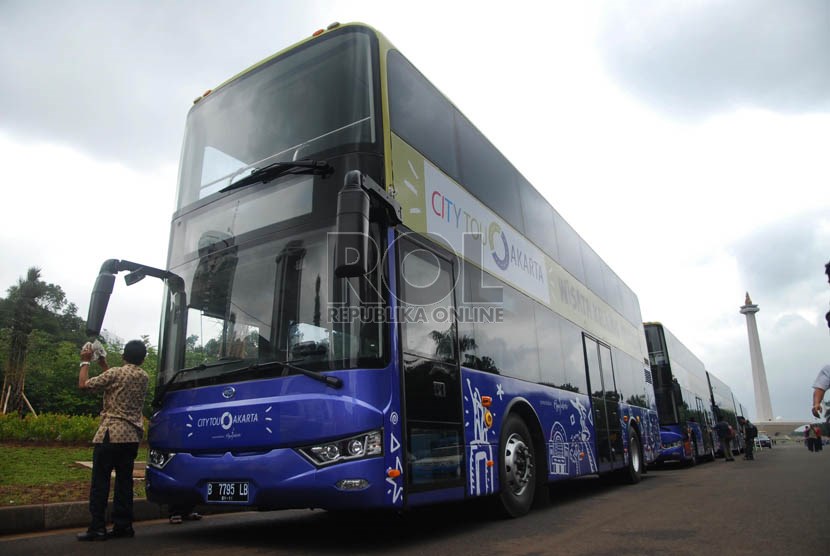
149,449,176,469
299,430,382,466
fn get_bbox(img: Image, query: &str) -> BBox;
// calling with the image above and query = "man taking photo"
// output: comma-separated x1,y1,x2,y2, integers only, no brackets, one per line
76,340,149,541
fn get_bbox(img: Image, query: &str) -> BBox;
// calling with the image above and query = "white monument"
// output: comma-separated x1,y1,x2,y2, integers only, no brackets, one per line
740,293,774,422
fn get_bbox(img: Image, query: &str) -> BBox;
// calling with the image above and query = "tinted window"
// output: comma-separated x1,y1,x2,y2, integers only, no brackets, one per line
599,344,618,401
602,264,624,315
399,240,457,362
179,30,378,208
553,210,585,283
621,284,640,327
559,318,590,394
519,177,558,259
534,304,570,391
581,244,607,301
161,225,385,383
617,351,649,408
461,268,540,382
585,337,603,397
455,114,524,232
388,51,459,179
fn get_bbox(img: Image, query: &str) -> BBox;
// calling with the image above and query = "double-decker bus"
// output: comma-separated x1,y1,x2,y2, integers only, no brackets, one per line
644,323,716,465
86,22,659,518
706,371,741,457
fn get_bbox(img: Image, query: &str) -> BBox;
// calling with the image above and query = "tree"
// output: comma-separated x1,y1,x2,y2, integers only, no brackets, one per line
0,267,161,418
1,267,47,415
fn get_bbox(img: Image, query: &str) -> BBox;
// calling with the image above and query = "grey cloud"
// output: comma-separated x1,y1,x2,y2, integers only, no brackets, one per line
599,0,830,119
729,210,829,306
703,313,827,421
707,211,830,420
0,1,317,168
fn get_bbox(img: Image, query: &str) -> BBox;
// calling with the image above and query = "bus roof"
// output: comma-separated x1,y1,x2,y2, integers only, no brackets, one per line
192,22,381,106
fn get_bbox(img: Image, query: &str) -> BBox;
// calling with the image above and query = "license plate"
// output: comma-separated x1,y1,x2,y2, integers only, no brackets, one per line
206,481,249,503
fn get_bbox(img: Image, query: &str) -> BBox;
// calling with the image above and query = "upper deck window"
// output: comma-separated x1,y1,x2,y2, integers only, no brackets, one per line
388,50,459,180
177,29,379,211
388,50,523,234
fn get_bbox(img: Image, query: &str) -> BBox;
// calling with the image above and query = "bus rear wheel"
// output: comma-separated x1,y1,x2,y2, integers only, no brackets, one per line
497,415,536,517
621,430,643,484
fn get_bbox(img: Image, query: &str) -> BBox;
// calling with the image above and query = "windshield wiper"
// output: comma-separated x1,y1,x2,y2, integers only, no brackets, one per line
152,359,244,407
219,159,333,194
230,359,343,389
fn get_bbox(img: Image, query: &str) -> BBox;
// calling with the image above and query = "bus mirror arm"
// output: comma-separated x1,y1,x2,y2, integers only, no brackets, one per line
339,170,402,228
334,171,402,278
85,259,184,337
361,175,402,227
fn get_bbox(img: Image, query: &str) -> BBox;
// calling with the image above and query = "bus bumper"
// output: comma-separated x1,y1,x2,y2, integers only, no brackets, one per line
656,444,685,462
145,448,390,511
656,430,686,462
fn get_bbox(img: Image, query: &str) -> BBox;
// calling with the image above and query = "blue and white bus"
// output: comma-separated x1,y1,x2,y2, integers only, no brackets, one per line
86,22,659,518
644,323,716,465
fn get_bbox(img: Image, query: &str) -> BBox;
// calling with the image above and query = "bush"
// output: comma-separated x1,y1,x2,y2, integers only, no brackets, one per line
0,413,101,443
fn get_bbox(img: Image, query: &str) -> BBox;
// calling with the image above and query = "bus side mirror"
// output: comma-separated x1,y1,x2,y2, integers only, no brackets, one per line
86,272,116,336
334,170,370,278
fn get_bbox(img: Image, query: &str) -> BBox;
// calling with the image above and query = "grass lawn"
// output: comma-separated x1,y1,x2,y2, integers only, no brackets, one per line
0,442,148,506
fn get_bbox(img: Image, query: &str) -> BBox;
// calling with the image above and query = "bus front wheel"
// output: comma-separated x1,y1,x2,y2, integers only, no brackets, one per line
497,414,536,518
621,430,643,484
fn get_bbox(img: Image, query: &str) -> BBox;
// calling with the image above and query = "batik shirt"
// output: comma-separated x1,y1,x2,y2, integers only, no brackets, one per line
86,364,149,443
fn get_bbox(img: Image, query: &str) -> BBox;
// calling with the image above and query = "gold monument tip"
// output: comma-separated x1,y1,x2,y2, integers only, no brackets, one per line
744,292,752,305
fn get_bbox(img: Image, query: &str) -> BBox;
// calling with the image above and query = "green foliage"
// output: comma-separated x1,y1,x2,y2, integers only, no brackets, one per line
0,413,99,442
0,269,86,345
0,266,159,418
0,332,159,418
0,413,149,442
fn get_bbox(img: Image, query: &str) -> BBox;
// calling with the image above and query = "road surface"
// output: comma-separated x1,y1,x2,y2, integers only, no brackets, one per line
2,442,827,555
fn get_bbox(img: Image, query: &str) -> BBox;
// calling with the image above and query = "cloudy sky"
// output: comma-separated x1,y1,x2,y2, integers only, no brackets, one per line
1,1,828,422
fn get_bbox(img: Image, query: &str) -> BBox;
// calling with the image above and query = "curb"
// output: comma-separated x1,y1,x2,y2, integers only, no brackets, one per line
0,499,162,536
0,500,248,537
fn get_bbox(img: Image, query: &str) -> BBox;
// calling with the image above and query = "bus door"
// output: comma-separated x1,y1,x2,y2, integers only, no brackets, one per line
397,237,464,494
584,335,624,473
694,396,706,453
700,396,715,453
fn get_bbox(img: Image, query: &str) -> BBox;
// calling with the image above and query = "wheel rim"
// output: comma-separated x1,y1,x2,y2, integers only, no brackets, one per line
504,433,533,496
630,437,641,472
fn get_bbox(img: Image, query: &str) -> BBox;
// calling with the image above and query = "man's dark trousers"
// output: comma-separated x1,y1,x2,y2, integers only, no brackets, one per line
88,439,139,531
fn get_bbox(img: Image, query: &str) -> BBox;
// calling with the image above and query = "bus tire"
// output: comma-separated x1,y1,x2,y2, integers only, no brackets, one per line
622,429,643,484
497,414,536,518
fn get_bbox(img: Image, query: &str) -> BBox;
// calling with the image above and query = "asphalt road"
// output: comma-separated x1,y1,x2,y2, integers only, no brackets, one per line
2,442,827,556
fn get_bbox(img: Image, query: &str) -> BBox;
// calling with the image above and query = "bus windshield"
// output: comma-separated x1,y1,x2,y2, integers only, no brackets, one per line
159,214,386,388
176,28,378,210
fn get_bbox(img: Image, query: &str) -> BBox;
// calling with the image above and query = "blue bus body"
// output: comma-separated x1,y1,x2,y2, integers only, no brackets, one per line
146,367,399,510
146,367,659,510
